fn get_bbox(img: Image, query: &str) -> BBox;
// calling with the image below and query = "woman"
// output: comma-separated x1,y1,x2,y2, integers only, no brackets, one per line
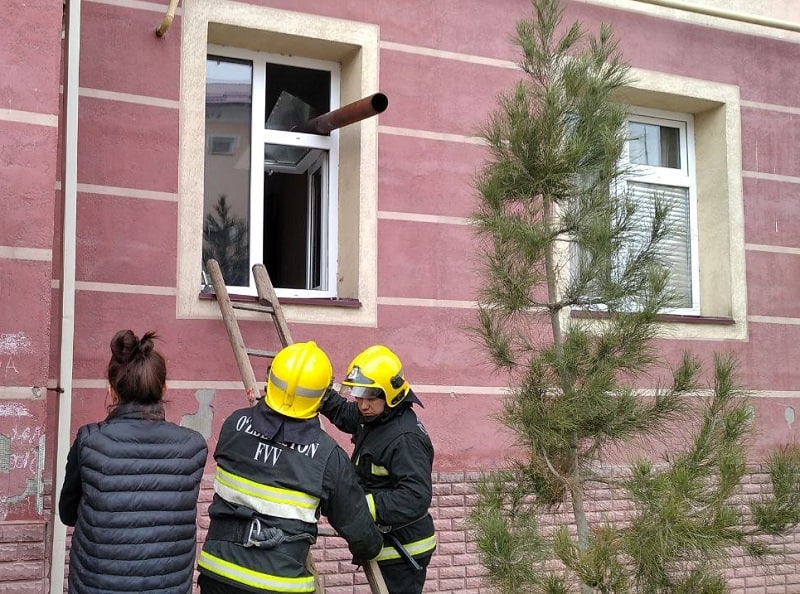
59,329,208,594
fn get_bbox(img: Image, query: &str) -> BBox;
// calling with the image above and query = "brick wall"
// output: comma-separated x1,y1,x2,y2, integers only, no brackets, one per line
0,521,47,594
193,467,800,593
54,466,800,593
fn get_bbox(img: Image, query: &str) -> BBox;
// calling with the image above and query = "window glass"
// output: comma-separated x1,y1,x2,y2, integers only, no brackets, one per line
264,64,330,131
629,121,681,169
627,181,692,308
203,56,252,287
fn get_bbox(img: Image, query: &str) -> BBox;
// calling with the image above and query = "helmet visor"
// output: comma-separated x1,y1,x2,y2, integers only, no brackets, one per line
342,385,385,400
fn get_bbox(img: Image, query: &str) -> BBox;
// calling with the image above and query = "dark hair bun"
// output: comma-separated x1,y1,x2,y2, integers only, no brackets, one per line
110,329,138,364
110,330,159,364
137,332,157,357
107,329,166,406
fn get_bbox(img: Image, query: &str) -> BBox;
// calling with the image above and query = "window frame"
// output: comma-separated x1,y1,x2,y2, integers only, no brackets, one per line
564,69,747,341
207,45,341,299
177,2,381,327
622,107,700,315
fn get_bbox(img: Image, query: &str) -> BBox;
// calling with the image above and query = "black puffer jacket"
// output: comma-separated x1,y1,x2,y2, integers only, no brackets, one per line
59,403,208,594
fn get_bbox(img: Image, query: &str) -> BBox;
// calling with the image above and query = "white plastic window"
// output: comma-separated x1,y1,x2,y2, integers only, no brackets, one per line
623,108,699,314
203,46,340,298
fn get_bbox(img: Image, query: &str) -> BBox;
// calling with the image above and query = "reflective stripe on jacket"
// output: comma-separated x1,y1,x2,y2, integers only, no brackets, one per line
198,550,315,593
214,466,320,523
375,534,438,562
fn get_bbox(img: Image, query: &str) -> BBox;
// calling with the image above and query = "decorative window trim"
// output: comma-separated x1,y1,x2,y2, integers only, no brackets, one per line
177,1,380,327
566,69,747,341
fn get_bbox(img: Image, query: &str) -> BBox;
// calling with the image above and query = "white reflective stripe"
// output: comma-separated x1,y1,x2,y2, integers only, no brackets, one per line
375,534,437,562
214,467,319,524
198,550,315,593
370,463,389,476
366,493,376,521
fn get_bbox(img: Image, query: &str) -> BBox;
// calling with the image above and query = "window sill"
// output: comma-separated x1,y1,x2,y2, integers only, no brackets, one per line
199,291,362,309
570,309,735,326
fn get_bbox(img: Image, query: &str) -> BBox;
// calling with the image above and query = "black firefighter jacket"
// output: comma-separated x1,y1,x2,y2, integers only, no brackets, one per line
320,389,437,566
58,402,208,594
198,401,383,593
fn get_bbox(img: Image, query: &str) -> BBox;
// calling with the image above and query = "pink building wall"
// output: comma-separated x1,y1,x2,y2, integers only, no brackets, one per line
0,0,798,591
0,0,63,589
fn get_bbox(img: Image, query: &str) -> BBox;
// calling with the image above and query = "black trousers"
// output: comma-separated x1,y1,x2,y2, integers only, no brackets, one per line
198,573,251,594
378,554,432,594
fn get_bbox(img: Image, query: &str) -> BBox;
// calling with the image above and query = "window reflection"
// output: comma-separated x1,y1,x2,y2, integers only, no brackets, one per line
203,57,253,287
629,121,681,169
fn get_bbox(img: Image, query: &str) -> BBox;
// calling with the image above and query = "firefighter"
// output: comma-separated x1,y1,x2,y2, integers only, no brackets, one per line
320,345,436,594
197,341,383,594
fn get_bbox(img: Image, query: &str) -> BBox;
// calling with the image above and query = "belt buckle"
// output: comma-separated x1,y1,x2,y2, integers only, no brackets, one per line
377,523,392,534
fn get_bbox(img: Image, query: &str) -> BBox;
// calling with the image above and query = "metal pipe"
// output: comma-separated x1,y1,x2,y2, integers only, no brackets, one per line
155,0,180,37
292,93,388,135
50,0,81,590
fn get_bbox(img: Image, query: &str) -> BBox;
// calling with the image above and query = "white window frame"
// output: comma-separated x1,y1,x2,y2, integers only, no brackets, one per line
207,45,340,299
563,70,746,341
178,2,381,327
622,107,700,315
306,155,328,291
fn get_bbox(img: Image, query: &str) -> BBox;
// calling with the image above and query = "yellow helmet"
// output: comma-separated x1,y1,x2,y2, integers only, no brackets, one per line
342,345,410,408
265,341,332,419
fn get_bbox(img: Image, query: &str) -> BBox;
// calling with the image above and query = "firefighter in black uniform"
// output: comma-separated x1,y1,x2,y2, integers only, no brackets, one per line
321,345,436,594
197,341,383,594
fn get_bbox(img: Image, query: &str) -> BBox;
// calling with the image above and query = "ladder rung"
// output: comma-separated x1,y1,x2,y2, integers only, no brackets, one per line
232,302,276,314
246,348,279,358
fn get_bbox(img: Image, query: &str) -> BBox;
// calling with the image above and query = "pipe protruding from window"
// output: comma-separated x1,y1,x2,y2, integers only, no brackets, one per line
292,93,389,135
155,0,180,38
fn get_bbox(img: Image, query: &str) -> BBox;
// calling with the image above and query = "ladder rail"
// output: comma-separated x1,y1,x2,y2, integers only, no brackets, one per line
317,528,389,593
253,263,293,346
205,259,260,404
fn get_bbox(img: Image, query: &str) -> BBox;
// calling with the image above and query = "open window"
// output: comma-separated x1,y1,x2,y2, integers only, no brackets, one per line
178,2,380,326
203,49,340,298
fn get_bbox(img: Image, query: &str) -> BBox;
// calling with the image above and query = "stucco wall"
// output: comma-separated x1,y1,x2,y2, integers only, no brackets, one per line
0,0,63,590
1,0,799,591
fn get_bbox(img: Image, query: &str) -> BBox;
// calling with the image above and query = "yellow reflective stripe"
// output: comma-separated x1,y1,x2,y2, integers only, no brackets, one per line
366,493,376,521
375,534,437,562
199,550,315,593
214,467,319,523
370,463,389,476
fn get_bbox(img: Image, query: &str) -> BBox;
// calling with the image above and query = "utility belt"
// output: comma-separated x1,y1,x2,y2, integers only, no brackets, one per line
207,517,316,551
375,514,433,572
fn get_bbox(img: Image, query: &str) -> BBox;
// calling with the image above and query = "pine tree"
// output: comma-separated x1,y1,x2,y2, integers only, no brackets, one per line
469,1,800,592
203,194,249,286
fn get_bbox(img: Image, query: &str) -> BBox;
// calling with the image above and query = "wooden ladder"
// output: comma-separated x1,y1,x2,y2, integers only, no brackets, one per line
205,259,388,594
